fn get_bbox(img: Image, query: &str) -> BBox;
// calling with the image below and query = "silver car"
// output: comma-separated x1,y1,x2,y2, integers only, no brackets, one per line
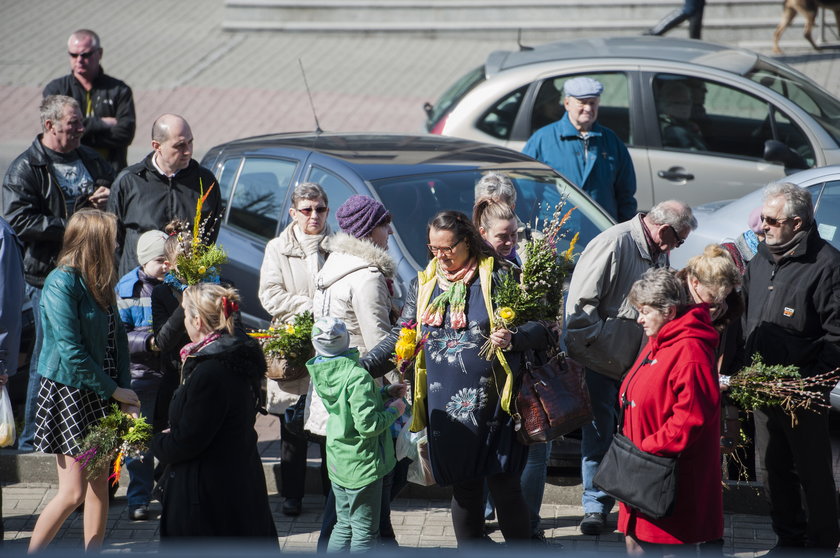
427,36,840,210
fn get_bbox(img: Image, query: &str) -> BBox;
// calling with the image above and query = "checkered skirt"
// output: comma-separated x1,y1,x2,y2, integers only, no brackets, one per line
34,309,120,456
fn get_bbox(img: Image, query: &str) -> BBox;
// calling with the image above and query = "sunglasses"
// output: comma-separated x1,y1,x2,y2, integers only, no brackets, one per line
666,225,685,248
296,205,327,215
427,237,464,255
760,215,790,227
68,50,97,59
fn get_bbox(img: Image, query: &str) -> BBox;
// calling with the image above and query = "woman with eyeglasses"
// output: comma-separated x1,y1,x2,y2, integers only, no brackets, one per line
363,210,554,547
258,182,331,517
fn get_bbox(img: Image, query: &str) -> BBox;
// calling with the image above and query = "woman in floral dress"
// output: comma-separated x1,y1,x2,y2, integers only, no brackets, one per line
363,211,553,546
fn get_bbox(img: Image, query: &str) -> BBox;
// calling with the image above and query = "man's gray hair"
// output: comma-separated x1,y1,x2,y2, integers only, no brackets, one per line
764,181,813,227
648,200,698,232
628,267,687,315
40,95,79,132
474,172,516,206
291,182,328,207
70,29,100,49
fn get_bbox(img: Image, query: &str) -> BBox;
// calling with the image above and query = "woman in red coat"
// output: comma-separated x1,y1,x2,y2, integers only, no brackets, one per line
619,268,722,555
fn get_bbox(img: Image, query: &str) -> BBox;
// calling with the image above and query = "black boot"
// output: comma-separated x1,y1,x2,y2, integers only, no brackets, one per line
645,9,689,36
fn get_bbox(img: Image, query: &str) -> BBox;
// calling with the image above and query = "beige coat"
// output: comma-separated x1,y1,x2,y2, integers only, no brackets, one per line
258,222,330,415
305,232,396,436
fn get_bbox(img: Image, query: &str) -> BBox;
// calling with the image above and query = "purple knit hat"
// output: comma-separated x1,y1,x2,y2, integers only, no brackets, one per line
336,195,390,239
748,206,763,234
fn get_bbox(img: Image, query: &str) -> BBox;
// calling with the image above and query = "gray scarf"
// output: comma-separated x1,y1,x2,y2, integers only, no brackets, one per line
294,224,328,276
766,227,809,261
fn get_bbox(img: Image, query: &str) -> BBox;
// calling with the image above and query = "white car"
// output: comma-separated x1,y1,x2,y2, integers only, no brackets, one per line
428,36,840,211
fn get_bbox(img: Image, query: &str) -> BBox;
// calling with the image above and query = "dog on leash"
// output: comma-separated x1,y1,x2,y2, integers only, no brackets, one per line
773,0,840,53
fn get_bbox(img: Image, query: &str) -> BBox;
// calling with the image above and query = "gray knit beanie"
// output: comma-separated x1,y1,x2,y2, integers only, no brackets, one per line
335,195,390,239
311,316,350,357
136,230,168,266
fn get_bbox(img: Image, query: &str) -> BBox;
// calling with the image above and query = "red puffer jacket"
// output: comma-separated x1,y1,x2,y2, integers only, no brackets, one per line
617,304,722,544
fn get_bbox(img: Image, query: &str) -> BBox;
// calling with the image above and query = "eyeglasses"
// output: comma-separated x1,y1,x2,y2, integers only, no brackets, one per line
666,225,685,248
68,50,97,59
760,215,790,227
296,206,328,215
427,238,464,255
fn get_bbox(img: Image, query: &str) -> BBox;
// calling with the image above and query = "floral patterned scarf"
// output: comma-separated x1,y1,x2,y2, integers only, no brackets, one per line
421,258,478,329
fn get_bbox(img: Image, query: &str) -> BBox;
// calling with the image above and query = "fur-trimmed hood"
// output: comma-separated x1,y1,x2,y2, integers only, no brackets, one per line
316,232,395,288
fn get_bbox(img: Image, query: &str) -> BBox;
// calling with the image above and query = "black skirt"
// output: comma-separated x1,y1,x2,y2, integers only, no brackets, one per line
34,309,120,456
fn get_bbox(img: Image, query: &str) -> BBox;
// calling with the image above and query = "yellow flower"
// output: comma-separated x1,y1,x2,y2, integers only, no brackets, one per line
394,327,417,360
198,265,207,275
285,324,296,335
498,307,516,322
563,232,580,262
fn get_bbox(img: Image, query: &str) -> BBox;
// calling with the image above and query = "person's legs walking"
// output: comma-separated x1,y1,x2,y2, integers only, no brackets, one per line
451,477,486,544
580,369,619,534
521,441,550,537
280,396,309,515
487,471,531,542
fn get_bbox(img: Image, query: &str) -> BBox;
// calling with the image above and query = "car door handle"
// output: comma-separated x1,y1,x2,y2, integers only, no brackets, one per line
657,167,695,182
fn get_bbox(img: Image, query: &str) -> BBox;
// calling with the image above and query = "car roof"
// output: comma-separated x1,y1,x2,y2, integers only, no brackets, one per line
485,36,759,78
205,132,552,181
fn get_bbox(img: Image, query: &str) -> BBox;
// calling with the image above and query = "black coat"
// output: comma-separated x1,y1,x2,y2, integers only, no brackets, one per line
1,136,114,286
150,283,188,432
151,332,277,541
43,70,136,171
107,154,222,277
742,226,840,378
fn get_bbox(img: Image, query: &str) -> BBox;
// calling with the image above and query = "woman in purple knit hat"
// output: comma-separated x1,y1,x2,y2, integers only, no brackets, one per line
307,194,406,548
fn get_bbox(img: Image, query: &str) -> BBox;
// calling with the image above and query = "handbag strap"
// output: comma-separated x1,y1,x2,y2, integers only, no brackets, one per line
617,352,651,436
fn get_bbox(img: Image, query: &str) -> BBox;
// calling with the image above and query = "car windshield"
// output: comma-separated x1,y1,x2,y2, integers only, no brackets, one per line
747,62,840,147
368,168,614,269
425,65,485,132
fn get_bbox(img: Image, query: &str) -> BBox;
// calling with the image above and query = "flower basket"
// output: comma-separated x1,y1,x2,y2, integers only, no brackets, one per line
266,349,315,382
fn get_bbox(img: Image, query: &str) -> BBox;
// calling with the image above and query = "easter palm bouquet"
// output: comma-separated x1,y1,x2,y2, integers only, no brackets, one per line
74,405,152,484
478,202,579,360
392,321,429,382
250,311,315,381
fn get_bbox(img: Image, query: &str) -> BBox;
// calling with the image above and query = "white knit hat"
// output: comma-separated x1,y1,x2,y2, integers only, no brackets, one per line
136,230,167,266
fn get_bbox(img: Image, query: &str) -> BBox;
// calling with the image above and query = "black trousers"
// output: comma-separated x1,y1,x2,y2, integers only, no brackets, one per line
754,405,840,549
451,471,530,545
279,413,328,499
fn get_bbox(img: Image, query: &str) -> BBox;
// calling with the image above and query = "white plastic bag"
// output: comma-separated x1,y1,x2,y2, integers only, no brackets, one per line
405,428,436,486
0,385,16,448
395,420,417,462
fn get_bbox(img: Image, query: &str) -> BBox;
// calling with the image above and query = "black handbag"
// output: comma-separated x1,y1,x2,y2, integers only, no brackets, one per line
512,329,593,445
592,354,678,519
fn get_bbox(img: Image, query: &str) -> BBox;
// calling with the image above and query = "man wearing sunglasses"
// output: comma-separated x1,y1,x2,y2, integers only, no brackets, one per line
43,29,136,172
739,182,840,553
564,199,695,536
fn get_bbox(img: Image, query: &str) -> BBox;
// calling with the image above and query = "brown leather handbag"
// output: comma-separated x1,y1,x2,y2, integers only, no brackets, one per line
512,349,593,445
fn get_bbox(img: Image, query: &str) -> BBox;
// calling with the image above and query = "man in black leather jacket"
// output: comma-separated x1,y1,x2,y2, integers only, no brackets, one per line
1,94,113,451
43,29,136,172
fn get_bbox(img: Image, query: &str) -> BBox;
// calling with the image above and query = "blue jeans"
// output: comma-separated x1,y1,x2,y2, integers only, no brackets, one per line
521,441,551,534
126,386,157,507
17,285,42,452
329,478,382,553
581,369,620,514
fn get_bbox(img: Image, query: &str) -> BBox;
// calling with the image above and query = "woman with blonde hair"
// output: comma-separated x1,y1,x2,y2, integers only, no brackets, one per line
29,209,140,552
151,283,276,542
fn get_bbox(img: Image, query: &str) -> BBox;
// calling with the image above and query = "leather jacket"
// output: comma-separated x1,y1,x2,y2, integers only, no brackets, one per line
1,136,114,287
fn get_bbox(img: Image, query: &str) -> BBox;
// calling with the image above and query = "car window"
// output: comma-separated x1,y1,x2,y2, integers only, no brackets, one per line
306,165,357,232
655,74,771,160
748,64,840,148
427,65,486,133
529,73,632,145
227,157,297,240
813,180,840,250
369,169,613,269
477,85,527,140
215,157,242,218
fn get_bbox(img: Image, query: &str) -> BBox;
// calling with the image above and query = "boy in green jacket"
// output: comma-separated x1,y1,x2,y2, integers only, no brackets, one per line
307,316,406,552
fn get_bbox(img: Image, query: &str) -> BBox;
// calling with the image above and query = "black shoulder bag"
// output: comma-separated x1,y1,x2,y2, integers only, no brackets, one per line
592,353,678,519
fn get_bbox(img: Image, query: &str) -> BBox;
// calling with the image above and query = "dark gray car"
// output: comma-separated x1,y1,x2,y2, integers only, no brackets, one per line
199,132,615,328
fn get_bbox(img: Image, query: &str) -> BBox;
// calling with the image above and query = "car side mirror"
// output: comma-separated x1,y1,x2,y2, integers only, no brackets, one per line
763,139,808,171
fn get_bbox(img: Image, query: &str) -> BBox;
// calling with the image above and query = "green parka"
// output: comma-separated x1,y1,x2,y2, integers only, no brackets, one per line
306,349,397,489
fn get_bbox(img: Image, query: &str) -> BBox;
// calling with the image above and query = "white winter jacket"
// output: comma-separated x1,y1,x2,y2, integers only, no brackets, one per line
258,222,330,415
305,232,396,436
